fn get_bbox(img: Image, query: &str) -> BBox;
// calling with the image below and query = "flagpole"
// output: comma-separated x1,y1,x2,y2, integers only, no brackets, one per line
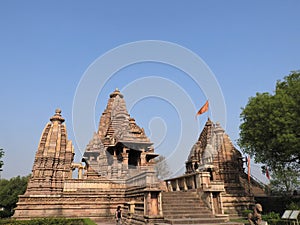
207,99,210,120
247,155,251,194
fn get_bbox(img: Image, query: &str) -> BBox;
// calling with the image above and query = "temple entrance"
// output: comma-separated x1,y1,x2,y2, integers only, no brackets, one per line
150,192,158,215
128,149,141,167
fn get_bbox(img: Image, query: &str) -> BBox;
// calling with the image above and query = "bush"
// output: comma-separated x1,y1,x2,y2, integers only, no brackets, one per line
264,220,289,225
230,218,248,224
286,201,300,210
262,211,289,225
262,211,280,220
82,218,97,225
0,176,29,218
241,209,252,218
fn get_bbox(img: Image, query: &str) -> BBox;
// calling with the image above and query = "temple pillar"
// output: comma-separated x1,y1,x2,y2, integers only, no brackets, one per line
210,192,215,214
128,201,135,215
176,180,180,191
183,177,188,190
122,147,129,166
112,153,118,178
144,192,150,216
158,192,163,216
78,167,82,179
191,175,196,189
140,151,146,166
219,193,224,214
167,181,173,192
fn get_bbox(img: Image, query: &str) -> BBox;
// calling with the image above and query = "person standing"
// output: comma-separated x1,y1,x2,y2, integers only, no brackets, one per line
115,206,122,225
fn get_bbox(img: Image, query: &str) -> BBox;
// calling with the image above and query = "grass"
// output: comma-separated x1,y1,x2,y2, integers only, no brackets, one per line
82,218,98,225
230,218,248,224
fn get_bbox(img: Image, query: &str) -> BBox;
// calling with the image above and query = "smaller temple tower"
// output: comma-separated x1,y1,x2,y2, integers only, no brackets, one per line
14,109,76,219
186,118,244,183
25,109,74,195
185,118,266,216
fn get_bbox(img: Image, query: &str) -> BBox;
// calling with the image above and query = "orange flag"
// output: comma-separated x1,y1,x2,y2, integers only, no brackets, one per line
196,100,209,116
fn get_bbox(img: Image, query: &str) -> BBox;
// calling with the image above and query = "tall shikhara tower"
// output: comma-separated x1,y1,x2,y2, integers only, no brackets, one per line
26,109,74,194
83,88,158,179
14,109,76,219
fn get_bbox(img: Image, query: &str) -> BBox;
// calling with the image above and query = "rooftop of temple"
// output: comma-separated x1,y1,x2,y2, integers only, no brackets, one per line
83,88,158,179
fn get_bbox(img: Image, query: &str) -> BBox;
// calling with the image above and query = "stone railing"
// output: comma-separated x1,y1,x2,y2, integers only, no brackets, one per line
126,170,159,188
165,171,225,192
165,172,209,191
125,201,145,216
63,179,126,192
203,181,225,192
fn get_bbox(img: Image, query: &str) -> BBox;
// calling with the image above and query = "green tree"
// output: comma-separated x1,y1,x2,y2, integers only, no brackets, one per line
239,71,300,191
0,175,29,218
0,148,4,170
269,167,299,195
154,155,172,180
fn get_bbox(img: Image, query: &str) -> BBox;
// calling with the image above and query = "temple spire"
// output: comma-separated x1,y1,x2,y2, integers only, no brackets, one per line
26,108,74,194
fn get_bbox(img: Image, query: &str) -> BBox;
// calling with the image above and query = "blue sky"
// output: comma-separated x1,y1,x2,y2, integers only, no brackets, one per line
0,1,299,181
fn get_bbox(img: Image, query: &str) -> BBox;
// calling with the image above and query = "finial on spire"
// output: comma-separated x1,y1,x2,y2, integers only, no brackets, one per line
50,108,65,123
206,117,212,126
109,88,123,98
55,108,62,114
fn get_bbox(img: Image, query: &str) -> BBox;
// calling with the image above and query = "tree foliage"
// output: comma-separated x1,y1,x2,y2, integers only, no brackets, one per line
269,167,300,195
0,175,29,218
239,72,300,169
239,71,300,192
154,155,172,180
0,148,4,169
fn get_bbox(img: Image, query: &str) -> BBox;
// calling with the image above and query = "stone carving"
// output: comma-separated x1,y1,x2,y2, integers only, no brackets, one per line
248,203,263,225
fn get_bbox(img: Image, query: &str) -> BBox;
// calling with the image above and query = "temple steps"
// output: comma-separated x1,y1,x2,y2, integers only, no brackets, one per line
162,191,235,225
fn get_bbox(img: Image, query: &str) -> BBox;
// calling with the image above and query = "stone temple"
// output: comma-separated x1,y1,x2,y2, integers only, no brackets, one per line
14,89,266,224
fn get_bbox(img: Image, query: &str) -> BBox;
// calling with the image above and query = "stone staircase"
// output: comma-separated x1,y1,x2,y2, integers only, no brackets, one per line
161,191,243,225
